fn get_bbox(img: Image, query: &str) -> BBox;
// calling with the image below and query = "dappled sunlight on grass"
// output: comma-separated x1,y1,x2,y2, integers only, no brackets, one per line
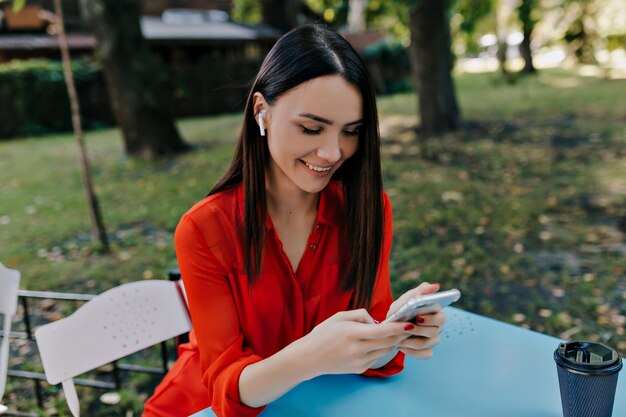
541,75,583,89
594,163,626,205
457,47,626,80
377,69,626,354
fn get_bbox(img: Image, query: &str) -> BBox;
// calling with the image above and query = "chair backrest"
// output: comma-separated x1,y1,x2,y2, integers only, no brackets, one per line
0,263,21,403
35,280,192,417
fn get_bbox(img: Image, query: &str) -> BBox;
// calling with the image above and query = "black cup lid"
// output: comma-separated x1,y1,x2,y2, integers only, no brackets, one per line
555,341,623,375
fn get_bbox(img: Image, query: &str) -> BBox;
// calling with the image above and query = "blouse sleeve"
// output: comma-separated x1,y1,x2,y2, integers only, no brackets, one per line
362,192,405,377
175,213,266,417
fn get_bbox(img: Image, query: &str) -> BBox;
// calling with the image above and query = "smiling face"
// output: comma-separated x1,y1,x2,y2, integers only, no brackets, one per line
255,75,363,195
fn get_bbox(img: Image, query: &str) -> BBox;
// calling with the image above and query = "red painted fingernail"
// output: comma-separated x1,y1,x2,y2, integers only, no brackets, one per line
416,316,425,324
404,324,415,331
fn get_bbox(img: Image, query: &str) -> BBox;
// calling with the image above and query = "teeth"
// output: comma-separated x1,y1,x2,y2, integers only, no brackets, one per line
304,161,332,172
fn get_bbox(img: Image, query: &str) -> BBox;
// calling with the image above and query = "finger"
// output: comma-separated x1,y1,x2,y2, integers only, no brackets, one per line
360,332,410,352
398,335,441,351
406,281,440,299
388,282,441,317
415,310,446,329
399,346,434,359
408,281,440,297
363,345,398,363
393,282,434,306
355,321,415,340
404,324,441,338
334,308,375,324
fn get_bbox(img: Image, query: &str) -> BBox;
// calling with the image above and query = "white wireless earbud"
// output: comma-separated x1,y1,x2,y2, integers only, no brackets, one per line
258,110,267,136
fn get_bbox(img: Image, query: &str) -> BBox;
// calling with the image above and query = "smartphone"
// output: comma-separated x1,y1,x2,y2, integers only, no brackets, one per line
382,289,461,323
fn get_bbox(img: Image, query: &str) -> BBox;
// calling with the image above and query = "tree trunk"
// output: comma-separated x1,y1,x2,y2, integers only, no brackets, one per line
408,0,460,138
564,1,598,65
517,0,536,74
347,0,367,32
54,0,109,251
519,30,535,73
79,0,188,159
496,38,509,79
495,0,515,83
260,0,300,31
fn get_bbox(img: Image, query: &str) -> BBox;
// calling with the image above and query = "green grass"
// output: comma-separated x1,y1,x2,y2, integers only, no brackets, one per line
379,70,626,350
2,67,626,414
1,115,240,292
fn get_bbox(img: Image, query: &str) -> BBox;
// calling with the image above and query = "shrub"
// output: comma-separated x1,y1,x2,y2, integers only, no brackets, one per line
0,58,112,139
362,40,412,94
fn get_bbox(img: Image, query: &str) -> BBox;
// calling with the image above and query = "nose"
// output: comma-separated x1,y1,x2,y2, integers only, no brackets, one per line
316,134,342,164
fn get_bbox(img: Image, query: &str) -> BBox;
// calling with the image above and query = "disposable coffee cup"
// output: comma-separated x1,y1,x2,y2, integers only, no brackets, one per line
554,341,623,417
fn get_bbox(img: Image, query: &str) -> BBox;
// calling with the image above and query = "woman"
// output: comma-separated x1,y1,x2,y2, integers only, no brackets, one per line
143,24,445,417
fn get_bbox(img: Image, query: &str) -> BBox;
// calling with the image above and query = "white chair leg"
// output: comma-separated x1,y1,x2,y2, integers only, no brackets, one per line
0,317,12,402
62,379,80,417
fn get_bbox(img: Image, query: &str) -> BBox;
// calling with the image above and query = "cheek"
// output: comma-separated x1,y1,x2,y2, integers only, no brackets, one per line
267,129,301,161
342,138,359,160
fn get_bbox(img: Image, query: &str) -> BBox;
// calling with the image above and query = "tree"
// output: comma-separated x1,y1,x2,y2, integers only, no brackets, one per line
3,0,109,250
53,0,109,251
257,0,323,31
407,0,460,141
562,0,599,64
455,0,494,55
494,0,514,81
260,0,300,31
517,0,538,73
347,0,367,32
79,0,188,158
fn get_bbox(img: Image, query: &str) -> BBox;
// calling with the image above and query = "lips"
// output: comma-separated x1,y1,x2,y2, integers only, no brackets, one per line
302,160,333,172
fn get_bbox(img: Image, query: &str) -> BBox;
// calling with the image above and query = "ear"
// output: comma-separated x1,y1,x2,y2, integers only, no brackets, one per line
252,92,268,119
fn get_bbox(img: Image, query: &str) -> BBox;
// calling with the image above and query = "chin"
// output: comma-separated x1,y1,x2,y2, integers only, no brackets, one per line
295,177,332,194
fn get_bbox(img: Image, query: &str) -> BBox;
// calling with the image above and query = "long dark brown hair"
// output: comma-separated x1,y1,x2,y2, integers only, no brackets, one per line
209,24,383,309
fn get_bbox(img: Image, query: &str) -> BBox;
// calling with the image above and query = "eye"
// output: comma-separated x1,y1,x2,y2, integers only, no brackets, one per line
343,129,360,137
301,126,322,135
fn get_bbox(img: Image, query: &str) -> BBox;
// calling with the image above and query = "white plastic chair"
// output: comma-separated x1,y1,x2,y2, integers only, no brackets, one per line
35,280,191,417
0,263,20,406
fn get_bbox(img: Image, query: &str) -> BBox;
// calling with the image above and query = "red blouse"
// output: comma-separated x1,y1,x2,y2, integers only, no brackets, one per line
175,181,404,417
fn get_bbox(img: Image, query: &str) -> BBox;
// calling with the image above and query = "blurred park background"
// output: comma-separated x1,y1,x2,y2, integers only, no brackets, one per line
0,0,625,415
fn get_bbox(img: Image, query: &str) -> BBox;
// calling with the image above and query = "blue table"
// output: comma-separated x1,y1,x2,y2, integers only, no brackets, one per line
192,308,626,417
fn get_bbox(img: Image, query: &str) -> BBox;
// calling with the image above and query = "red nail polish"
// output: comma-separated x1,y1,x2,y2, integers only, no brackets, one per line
415,316,425,324
404,323,415,331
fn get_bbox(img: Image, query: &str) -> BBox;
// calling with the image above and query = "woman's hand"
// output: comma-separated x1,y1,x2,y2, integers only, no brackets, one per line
295,309,413,377
240,309,412,408
386,282,446,359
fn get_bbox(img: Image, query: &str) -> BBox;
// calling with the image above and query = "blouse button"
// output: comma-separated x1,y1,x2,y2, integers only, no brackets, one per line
310,244,317,250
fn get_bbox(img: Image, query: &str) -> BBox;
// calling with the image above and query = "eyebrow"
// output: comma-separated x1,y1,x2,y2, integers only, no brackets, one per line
297,113,363,127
